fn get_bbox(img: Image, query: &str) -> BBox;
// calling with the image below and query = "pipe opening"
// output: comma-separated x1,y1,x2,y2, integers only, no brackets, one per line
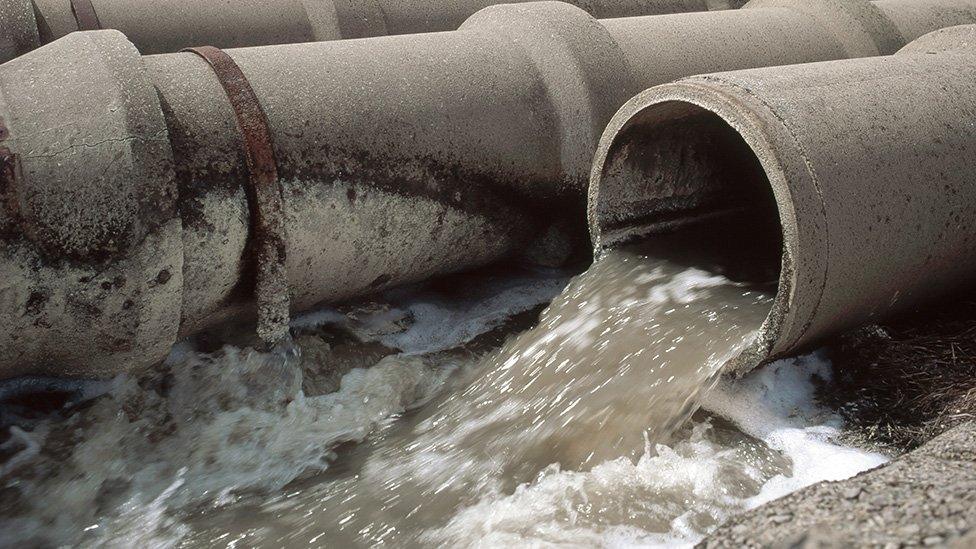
592,101,783,287
590,99,798,373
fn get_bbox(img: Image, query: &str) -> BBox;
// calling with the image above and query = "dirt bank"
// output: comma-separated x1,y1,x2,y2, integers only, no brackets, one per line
822,294,976,452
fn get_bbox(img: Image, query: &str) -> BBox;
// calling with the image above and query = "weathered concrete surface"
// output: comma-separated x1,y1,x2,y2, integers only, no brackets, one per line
0,32,182,379
0,0,38,63
875,0,976,44
589,24,976,375
700,422,976,548
4,1,976,379
0,0,747,63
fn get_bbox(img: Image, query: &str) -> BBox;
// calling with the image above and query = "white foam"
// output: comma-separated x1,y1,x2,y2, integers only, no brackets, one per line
425,354,888,548
704,354,889,508
0,267,887,549
0,349,457,547
0,272,569,548
292,270,569,354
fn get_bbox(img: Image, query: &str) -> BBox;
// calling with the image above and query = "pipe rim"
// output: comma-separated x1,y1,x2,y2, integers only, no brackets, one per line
588,79,829,373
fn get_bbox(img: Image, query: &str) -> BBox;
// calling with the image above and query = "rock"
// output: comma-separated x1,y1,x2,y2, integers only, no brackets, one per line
771,514,794,524
898,524,921,537
774,528,848,548
949,530,976,548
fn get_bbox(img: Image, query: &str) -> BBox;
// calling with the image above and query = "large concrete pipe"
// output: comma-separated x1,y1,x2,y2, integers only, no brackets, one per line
588,25,976,375
2,0,976,380
0,0,751,64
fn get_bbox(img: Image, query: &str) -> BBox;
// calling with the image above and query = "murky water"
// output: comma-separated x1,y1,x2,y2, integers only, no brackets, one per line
0,243,885,548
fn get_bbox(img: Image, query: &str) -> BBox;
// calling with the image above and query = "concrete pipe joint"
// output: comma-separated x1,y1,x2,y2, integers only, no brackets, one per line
0,0,750,63
588,24,976,375
2,0,976,380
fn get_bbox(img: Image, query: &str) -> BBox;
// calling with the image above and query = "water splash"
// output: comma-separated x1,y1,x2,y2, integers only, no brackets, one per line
0,271,564,548
425,357,888,547
0,344,456,547
401,249,774,479
0,248,886,548
180,244,776,546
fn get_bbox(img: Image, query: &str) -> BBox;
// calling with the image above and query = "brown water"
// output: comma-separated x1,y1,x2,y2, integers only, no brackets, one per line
0,240,885,548
174,241,776,547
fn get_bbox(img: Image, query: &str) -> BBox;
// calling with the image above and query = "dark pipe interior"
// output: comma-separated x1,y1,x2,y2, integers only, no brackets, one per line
594,102,783,285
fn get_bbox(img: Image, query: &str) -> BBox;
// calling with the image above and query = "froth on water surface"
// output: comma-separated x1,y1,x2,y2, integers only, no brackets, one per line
383,233,779,489
0,217,886,548
178,219,781,546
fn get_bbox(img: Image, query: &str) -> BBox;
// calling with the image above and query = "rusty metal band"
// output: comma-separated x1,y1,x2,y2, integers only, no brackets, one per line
183,45,291,346
70,0,102,31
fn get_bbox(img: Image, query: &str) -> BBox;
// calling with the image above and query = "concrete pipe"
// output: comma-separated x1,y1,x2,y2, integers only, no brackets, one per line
3,0,976,380
0,0,750,64
588,25,976,374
